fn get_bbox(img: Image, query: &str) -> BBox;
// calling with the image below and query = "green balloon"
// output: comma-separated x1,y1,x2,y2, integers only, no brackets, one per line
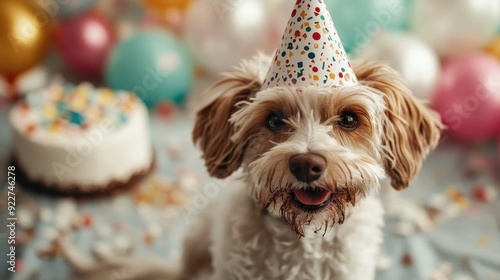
105,30,194,108
325,0,412,53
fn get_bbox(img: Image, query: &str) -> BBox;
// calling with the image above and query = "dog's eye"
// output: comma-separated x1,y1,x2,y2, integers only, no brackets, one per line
266,111,286,132
338,111,359,130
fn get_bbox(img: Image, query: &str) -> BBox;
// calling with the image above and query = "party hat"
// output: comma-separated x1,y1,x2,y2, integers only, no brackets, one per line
262,0,357,90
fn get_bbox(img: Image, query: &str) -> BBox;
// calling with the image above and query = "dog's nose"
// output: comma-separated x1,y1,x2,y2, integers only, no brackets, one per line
289,153,327,183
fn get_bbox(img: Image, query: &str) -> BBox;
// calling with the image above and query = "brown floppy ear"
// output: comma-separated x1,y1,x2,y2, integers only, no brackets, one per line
353,61,443,190
193,55,267,178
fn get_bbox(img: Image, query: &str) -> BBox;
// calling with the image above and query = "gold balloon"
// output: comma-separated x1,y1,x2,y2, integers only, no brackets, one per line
0,0,50,79
485,37,500,60
142,0,191,12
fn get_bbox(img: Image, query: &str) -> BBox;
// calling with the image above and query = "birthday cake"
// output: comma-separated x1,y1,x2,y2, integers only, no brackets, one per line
9,83,154,195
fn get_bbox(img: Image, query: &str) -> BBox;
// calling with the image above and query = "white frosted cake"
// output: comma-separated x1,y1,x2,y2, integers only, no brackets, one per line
9,83,154,195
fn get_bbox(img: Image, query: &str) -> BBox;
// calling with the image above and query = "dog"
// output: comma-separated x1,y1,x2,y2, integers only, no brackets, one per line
59,52,442,280
185,53,443,279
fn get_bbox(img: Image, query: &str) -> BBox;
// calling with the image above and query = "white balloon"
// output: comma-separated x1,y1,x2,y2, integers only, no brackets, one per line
412,0,500,57
184,0,293,73
356,31,440,99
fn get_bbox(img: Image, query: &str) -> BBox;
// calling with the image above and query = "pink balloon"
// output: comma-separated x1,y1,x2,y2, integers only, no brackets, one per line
432,53,500,142
55,11,116,76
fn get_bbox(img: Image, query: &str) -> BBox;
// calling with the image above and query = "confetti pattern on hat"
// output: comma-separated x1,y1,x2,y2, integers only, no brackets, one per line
262,0,358,90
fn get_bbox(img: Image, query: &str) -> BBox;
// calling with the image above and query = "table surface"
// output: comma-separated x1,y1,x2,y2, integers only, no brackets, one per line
0,97,499,280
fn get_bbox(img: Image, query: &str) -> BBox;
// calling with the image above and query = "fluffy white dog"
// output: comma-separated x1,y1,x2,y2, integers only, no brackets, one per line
187,53,442,280
60,53,442,280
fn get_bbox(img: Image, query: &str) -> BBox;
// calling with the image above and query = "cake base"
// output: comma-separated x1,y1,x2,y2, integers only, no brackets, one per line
11,156,156,198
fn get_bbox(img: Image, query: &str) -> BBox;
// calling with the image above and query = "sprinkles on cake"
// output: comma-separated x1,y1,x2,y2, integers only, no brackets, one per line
21,83,139,136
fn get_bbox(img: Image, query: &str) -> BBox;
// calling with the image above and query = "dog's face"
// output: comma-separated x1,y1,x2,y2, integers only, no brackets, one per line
230,86,386,237
193,55,443,237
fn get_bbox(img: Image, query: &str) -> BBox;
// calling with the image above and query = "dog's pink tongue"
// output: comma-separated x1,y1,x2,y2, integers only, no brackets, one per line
294,189,331,206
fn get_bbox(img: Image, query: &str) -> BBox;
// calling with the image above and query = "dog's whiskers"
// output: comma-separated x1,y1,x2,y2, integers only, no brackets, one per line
342,160,354,186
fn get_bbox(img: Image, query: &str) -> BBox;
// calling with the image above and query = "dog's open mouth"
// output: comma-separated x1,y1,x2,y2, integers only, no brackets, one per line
292,188,332,211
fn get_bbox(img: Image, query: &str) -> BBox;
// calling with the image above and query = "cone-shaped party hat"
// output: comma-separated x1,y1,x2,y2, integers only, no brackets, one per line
262,0,357,90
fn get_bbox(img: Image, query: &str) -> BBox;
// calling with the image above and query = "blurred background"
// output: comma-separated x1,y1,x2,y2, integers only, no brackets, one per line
0,0,499,279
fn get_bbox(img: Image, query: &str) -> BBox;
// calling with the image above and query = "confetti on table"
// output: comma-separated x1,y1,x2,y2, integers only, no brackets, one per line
445,187,469,210
472,184,498,203
167,147,182,161
156,101,176,119
392,222,416,236
428,193,447,210
467,153,494,173
401,253,413,267
55,216,74,231
164,187,188,205
144,233,155,246
78,214,94,229
37,241,61,259
112,222,124,232
428,262,453,280
24,227,36,241
178,169,202,190
466,203,480,216
18,209,35,229
39,207,53,223
147,223,163,238
425,207,440,223
93,241,114,257
113,235,133,254
133,177,189,208
96,224,113,238
57,199,78,215
439,203,461,221
42,227,60,243
376,255,393,271
477,236,490,247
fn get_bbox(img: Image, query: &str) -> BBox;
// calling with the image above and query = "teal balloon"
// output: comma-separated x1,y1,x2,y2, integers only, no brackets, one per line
105,30,194,108
325,0,412,54
49,0,96,18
